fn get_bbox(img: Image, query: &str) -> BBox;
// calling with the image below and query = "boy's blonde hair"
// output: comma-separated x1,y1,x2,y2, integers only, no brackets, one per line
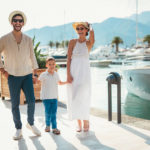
46,57,56,63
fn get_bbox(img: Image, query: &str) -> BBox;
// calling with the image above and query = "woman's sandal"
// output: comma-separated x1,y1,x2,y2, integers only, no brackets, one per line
83,122,89,132
52,129,61,135
76,126,82,132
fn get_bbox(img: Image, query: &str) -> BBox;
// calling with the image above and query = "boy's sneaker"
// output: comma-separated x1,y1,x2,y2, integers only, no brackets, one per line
52,129,60,135
26,123,41,136
45,126,50,132
13,129,22,140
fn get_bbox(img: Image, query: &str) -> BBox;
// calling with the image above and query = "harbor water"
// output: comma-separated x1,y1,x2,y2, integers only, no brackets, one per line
57,64,150,120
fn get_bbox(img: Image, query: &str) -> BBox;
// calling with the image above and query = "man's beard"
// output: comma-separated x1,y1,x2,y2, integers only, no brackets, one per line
13,25,22,32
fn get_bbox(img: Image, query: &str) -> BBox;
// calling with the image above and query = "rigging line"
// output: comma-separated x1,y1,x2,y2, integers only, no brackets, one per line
136,0,138,46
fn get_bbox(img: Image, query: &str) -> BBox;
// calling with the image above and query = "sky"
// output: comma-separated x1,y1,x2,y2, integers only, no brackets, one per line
0,0,150,36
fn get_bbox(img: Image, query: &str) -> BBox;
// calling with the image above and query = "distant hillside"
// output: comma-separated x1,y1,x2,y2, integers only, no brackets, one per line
128,11,150,26
25,11,150,48
92,17,150,47
25,23,77,46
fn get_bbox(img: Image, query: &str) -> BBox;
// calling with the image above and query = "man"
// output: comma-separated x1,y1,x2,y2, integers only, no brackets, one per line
0,10,41,140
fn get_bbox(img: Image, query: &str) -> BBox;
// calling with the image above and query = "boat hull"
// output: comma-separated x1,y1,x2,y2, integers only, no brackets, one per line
90,60,112,67
52,55,67,59
123,68,150,100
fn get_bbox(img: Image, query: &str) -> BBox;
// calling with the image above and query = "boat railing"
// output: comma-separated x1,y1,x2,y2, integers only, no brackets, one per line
122,55,150,69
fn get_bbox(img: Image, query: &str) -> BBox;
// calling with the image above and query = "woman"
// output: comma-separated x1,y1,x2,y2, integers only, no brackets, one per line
67,22,95,132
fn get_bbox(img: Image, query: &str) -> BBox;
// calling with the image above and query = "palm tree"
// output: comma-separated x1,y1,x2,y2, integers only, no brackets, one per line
60,40,69,48
65,40,69,48
55,41,60,49
32,36,41,62
143,35,150,48
111,36,123,54
32,36,47,68
49,41,54,49
61,40,65,48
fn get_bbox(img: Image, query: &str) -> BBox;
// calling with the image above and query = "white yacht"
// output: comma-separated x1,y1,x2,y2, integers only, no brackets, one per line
89,45,117,67
51,48,67,59
90,60,112,67
123,56,150,100
90,45,117,60
125,47,150,58
123,0,150,100
39,46,67,59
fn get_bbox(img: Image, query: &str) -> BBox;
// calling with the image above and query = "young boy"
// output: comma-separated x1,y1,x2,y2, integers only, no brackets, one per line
38,57,67,135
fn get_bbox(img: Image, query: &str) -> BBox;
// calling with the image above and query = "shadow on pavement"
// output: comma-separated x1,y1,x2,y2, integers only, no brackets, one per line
76,131,115,150
118,123,150,146
18,138,28,150
50,133,78,150
29,136,45,150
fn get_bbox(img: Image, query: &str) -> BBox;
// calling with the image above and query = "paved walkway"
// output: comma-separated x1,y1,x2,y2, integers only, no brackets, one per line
0,99,150,150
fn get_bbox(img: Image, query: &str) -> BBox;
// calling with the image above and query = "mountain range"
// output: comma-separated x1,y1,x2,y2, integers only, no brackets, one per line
25,11,150,48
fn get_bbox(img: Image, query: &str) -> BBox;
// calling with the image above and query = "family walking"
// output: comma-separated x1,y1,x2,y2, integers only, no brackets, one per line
0,10,95,140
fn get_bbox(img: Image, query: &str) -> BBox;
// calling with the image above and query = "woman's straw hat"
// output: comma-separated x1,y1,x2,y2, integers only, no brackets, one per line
72,22,89,30
9,10,27,25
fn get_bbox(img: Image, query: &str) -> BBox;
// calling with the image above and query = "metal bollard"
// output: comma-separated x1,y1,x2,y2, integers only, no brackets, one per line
106,72,121,124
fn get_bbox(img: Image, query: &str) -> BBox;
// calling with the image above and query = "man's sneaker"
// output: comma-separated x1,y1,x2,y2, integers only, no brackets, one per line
26,123,41,136
13,129,22,140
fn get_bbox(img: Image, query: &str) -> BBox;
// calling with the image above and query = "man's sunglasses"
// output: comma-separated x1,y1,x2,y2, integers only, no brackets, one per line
12,19,24,23
76,27,84,31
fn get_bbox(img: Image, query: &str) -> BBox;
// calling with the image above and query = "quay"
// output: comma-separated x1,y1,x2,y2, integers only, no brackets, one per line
0,98,150,150
55,59,125,68
56,59,67,67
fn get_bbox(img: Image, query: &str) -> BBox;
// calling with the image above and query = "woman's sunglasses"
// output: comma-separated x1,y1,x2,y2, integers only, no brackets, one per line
76,27,84,31
12,19,24,23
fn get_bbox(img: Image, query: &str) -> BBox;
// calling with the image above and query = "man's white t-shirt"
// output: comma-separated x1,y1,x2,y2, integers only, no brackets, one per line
38,70,60,100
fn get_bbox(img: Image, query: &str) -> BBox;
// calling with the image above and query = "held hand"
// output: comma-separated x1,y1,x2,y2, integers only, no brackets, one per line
32,76,38,84
0,69,9,79
4,71,9,79
67,75,73,83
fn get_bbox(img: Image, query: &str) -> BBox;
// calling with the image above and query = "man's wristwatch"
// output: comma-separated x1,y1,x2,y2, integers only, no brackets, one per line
34,74,38,77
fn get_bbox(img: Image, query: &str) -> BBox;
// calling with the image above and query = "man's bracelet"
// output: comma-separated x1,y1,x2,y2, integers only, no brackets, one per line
34,74,38,77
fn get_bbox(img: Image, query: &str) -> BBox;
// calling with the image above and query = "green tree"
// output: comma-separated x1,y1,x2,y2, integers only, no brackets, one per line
55,41,60,49
59,40,69,48
143,35,150,48
60,40,64,48
65,40,69,48
32,36,47,68
111,36,123,54
49,41,54,49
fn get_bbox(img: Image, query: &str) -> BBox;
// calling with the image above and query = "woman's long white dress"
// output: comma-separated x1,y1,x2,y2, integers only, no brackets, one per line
67,41,91,120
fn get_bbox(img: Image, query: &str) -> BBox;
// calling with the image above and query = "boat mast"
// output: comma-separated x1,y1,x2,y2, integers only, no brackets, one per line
136,0,138,47
63,10,66,48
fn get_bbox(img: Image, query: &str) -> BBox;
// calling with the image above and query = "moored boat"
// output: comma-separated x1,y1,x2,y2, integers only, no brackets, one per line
123,56,150,100
90,60,112,67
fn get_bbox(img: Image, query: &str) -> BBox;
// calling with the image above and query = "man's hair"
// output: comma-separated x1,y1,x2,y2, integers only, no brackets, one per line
46,57,56,63
12,14,24,22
